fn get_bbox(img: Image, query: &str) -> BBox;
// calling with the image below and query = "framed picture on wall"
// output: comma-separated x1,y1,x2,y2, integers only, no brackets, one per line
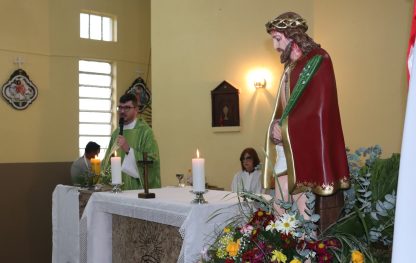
211,81,240,128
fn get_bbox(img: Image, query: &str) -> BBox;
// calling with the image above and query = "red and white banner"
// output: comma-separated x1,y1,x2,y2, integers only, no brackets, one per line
392,1,416,261
407,2,416,81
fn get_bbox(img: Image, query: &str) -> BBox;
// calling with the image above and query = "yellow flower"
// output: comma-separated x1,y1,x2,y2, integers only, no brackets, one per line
258,211,264,217
318,242,326,249
216,248,227,259
271,250,287,263
224,227,230,233
351,250,364,263
226,240,240,257
289,258,301,263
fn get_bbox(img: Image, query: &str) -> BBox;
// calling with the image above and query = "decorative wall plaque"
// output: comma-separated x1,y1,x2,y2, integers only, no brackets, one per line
2,69,38,110
125,77,151,113
125,77,152,126
211,81,240,127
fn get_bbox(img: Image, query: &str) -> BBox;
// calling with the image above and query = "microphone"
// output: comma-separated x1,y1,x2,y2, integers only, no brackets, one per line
119,117,124,135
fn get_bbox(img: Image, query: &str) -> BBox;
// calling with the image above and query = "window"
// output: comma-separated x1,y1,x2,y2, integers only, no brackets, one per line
80,13,115,41
79,60,113,159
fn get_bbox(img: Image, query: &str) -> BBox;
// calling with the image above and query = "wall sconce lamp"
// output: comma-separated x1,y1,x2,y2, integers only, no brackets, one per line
254,78,267,89
247,68,272,91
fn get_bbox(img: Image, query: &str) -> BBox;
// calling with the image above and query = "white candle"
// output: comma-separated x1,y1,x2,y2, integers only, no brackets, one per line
111,152,122,185
192,149,205,192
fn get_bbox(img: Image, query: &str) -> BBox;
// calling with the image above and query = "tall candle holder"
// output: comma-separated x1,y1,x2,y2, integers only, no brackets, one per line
190,190,208,204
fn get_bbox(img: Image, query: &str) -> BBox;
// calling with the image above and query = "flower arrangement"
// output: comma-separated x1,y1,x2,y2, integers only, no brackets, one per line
202,146,397,262
204,208,349,263
325,145,398,261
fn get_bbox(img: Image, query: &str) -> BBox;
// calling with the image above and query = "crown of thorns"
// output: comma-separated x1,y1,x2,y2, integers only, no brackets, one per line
265,17,308,33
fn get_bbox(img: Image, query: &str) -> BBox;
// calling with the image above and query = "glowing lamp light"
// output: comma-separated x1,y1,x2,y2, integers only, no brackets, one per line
254,78,267,89
247,68,272,90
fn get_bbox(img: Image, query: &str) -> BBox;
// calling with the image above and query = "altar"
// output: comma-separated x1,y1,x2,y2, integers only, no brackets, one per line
52,185,242,263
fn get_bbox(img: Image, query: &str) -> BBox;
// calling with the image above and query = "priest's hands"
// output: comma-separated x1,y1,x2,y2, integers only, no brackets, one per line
117,135,130,154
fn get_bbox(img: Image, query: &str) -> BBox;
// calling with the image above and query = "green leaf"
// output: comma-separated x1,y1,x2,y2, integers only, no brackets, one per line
369,154,400,202
310,214,320,222
385,194,396,204
382,201,394,210
363,191,372,198
376,201,385,212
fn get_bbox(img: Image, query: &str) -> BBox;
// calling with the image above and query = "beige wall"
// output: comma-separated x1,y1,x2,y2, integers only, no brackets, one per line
0,0,150,163
0,0,150,261
0,0,411,261
152,0,411,190
313,0,410,154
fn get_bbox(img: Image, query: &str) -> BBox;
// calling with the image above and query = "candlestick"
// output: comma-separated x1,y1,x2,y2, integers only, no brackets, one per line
192,149,205,192
111,152,122,185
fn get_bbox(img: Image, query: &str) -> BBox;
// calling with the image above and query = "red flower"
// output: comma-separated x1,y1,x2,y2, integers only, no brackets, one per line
325,238,341,249
296,240,307,251
249,228,260,240
315,241,327,254
225,258,235,263
306,240,316,250
249,209,275,229
317,251,333,263
280,233,296,249
242,249,255,261
262,214,275,227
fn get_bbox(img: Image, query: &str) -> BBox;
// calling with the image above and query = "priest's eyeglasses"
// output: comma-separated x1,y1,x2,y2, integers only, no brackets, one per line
116,106,136,112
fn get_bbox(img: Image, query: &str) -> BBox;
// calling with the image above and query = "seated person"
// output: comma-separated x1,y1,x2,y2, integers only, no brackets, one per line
231,147,263,194
70,141,100,185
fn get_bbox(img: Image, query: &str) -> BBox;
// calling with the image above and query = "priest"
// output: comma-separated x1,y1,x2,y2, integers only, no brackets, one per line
103,93,161,190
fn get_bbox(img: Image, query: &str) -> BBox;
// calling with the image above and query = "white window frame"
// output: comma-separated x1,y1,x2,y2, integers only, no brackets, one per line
78,60,114,160
80,12,116,42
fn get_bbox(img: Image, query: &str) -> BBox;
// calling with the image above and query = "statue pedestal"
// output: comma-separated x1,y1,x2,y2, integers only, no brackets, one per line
315,191,344,232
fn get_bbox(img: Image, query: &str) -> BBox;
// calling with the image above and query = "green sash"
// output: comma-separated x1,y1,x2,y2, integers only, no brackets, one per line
279,55,323,126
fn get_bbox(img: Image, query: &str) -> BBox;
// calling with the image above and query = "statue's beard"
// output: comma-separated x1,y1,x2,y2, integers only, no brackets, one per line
280,41,293,64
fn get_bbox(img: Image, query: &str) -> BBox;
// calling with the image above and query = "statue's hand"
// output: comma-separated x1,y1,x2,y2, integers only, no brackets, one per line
270,119,282,144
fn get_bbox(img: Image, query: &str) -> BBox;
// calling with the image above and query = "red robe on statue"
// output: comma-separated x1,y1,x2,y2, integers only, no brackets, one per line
282,47,350,196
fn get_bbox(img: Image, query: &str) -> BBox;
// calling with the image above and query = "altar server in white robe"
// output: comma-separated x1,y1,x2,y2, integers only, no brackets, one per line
231,147,264,194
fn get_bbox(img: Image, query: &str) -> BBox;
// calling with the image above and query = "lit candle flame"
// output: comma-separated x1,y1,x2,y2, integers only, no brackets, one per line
196,149,200,158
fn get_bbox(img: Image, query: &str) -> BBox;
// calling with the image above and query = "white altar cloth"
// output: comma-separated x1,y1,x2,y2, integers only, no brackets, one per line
52,185,81,263
81,187,241,263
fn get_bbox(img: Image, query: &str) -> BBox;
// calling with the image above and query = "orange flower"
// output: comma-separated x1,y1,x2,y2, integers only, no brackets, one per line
351,250,364,263
226,240,241,257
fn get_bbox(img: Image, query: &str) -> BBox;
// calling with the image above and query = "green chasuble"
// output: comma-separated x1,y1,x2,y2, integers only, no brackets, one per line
104,117,161,190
